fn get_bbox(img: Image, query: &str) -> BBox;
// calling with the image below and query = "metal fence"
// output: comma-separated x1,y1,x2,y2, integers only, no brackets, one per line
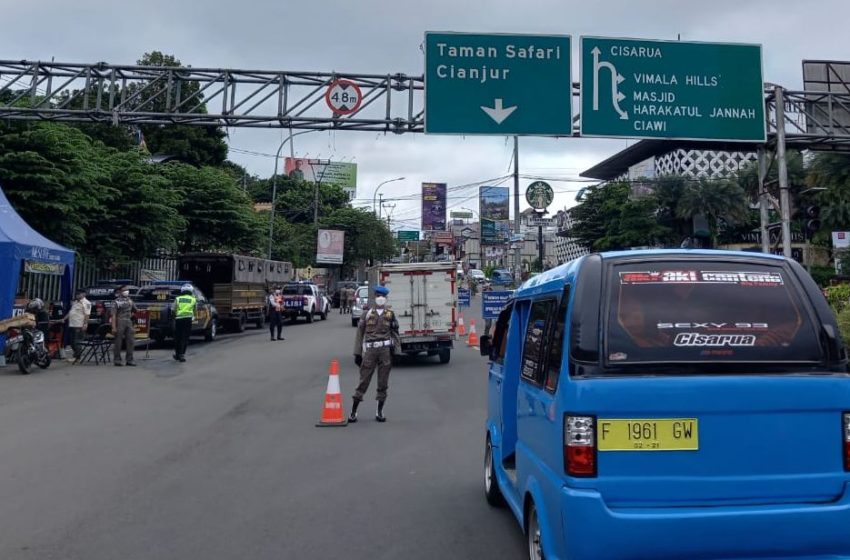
16,256,178,303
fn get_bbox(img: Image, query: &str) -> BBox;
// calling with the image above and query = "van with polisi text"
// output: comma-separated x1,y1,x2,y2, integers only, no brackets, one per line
479,249,850,560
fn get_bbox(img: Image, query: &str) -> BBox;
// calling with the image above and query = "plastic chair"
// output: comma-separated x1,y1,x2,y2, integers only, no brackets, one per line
77,324,113,365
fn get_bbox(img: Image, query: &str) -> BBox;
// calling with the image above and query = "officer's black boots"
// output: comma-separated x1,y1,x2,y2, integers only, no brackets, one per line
376,400,386,423
349,399,360,423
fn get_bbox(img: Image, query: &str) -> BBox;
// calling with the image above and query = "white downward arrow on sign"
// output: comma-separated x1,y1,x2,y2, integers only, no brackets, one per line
481,98,517,124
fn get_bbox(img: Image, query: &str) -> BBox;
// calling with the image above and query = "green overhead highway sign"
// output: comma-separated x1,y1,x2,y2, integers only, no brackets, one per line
580,37,765,142
425,32,572,135
397,230,420,241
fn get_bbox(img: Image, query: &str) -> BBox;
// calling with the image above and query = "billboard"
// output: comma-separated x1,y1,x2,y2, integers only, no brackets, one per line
422,183,447,231
316,229,345,265
284,158,358,198
480,186,510,244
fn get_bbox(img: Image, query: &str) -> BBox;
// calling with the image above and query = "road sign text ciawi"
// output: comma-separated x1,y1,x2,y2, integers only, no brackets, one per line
581,37,764,141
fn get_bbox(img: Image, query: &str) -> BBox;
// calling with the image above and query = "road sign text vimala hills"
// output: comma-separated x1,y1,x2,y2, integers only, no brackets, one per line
580,37,765,141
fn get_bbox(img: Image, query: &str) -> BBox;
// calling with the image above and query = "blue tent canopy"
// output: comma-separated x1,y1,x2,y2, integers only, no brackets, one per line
0,186,75,355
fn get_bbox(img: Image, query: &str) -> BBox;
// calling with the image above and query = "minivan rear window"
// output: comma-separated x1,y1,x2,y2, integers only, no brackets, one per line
605,261,821,367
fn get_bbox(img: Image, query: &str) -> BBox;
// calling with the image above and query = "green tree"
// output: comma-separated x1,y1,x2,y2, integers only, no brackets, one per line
567,182,671,251
809,153,850,233
131,51,228,166
674,178,749,245
0,122,111,249
160,163,260,253
85,150,185,260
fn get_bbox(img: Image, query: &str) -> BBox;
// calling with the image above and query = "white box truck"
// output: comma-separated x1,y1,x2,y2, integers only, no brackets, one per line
367,262,457,364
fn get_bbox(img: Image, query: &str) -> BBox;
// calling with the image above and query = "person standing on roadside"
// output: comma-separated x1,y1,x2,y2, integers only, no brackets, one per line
268,286,284,341
350,285,398,423
111,286,137,367
65,289,91,363
172,284,196,362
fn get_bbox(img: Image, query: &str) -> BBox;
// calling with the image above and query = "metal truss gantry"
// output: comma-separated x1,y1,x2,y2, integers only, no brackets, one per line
0,60,424,133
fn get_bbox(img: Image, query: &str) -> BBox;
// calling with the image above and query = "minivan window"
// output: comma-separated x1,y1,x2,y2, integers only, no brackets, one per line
521,300,554,384
545,288,569,392
490,303,514,364
606,262,822,368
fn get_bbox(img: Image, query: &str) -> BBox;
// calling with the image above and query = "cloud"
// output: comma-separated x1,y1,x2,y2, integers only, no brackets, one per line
6,0,850,226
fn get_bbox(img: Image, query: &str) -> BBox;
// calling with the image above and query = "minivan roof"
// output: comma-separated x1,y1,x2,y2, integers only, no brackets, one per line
514,249,790,297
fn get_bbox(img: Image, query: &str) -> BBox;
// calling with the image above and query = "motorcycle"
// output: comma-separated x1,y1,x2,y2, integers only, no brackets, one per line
7,326,52,374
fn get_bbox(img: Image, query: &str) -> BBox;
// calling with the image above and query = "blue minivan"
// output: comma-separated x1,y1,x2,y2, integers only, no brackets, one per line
480,250,850,560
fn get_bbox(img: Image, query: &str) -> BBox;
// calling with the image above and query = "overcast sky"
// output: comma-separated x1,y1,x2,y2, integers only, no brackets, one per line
5,0,850,230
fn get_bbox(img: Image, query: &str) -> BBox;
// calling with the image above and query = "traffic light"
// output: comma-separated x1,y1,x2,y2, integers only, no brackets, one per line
806,205,821,237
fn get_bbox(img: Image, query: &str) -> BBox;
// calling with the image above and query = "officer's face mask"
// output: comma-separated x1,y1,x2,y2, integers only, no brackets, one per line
375,296,387,307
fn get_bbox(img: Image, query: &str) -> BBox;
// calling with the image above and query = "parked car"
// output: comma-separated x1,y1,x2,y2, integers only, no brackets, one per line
281,282,327,323
468,269,487,282
134,282,218,344
479,250,850,560
490,269,514,285
83,280,140,334
351,286,369,327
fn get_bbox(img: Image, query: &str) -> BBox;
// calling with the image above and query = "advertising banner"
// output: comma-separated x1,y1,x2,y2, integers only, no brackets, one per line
422,183,447,231
483,290,513,320
480,186,510,244
23,260,65,275
458,288,471,308
316,229,345,265
284,158,357,198
134,310,150,339
833,231,850,249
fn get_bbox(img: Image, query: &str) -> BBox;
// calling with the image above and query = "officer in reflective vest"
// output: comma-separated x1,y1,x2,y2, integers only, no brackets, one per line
173,284,196,362
350,285,398,423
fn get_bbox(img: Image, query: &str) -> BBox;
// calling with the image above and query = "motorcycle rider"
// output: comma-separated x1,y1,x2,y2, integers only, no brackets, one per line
26,298,50,340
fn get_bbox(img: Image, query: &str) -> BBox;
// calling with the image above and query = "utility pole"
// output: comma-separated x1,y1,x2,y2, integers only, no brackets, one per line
378,193,383,220
774,86,792,258
757,147,770,254
512,136,521,280
538,218,544,271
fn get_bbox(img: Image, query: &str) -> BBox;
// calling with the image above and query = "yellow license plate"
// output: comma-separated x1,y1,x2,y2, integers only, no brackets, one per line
597,419,699,451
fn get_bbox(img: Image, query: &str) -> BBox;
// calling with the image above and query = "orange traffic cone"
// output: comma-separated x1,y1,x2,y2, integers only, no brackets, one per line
316,359,348,427
467,319,479,348
457,312,466,336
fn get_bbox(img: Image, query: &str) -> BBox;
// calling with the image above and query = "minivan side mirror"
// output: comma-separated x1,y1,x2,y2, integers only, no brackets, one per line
479,334,492,357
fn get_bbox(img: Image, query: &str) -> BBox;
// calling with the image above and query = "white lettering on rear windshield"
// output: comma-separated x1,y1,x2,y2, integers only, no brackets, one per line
620,270,783,286
673,333,757,347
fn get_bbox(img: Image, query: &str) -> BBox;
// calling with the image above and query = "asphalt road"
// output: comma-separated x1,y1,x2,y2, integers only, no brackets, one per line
0,306,525,560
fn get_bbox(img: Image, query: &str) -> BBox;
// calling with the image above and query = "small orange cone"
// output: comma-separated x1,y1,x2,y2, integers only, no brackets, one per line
457,312,466,336
316,359,348,427
467,319,479,348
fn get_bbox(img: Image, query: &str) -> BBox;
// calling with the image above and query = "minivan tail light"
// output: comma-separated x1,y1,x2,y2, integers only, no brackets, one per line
843,413,850,472
565,415,597,477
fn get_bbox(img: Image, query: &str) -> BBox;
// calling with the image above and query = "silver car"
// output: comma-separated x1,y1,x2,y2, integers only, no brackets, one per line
351,286,369,327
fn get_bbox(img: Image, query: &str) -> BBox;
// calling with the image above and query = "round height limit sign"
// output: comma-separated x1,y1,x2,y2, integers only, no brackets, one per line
325,79,363,115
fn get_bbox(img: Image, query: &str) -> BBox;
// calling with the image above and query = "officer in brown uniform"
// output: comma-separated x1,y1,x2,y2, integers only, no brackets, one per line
350,285,398,423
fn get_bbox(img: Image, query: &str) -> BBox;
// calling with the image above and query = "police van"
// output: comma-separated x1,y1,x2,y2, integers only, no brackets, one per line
479,249,850,560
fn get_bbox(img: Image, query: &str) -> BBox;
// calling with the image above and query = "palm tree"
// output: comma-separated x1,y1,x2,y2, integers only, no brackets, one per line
675,178,749,245
809,153,850,232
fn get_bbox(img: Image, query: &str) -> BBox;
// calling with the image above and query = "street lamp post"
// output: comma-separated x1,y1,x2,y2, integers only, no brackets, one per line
267,128,321,259
372,177,405,217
